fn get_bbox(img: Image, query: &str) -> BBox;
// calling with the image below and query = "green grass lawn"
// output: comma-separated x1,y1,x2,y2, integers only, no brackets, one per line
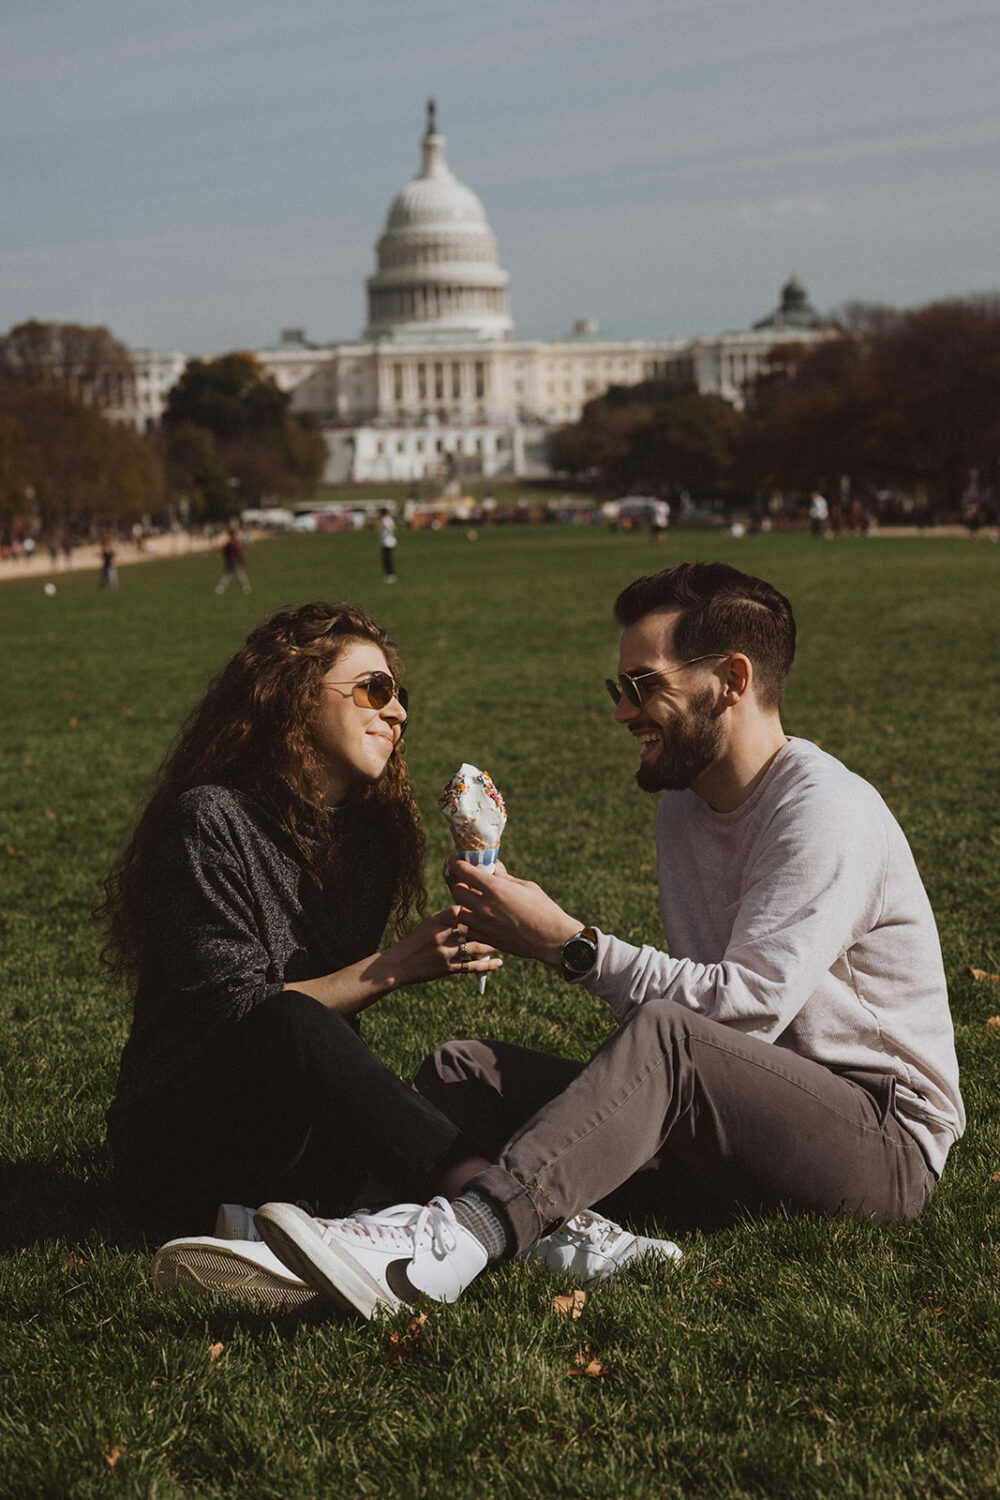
1,524,998,1498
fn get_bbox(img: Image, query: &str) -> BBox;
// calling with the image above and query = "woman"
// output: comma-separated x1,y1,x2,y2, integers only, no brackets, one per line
100,601,499,1254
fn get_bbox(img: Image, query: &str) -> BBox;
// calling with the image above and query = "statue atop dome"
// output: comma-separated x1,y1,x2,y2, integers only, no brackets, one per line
426,98,437,136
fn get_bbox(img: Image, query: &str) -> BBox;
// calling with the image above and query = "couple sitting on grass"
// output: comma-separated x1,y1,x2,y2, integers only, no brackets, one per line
99,563,964,1320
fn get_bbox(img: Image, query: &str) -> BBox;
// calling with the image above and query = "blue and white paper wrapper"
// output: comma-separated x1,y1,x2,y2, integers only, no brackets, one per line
455,846,500,991
456,846,500,872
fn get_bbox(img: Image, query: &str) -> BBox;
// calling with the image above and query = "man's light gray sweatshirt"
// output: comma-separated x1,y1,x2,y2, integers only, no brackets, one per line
583,737,964,1176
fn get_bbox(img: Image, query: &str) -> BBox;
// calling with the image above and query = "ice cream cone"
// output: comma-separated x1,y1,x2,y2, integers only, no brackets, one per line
440,764,507,997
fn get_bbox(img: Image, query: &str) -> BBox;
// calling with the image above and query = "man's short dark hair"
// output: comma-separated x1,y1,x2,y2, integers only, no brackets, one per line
614,562,796,710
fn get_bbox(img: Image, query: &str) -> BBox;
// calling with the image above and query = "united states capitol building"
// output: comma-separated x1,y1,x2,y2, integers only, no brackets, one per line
138,103,834,485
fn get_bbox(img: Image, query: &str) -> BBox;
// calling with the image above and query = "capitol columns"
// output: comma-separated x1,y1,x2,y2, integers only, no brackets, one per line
375,356,394,416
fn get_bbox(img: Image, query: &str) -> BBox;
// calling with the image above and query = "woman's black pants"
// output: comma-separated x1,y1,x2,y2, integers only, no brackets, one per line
109,990,467,1240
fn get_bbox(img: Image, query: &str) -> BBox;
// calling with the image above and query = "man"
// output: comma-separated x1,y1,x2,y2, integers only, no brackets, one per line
808,490,829,536
378,508,398,583
214,524,251,595
256,562,964,1320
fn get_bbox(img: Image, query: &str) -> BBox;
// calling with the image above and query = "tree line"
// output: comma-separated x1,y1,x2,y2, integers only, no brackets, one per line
2,295,997,541
552,294,1000,526
0,323,325,540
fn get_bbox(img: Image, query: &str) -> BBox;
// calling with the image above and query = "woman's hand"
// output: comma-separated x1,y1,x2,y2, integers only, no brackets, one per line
283,906,500,1016
382,905,502,988
447,859,581,967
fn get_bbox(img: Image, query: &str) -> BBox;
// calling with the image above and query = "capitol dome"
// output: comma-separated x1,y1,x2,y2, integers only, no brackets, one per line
364,101,513,343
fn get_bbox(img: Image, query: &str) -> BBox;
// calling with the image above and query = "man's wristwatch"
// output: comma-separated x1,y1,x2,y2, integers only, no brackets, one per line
560,926,598,981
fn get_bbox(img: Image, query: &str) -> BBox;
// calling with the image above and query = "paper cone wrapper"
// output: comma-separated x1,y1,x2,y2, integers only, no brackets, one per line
456,845,500,873
453,845,500,992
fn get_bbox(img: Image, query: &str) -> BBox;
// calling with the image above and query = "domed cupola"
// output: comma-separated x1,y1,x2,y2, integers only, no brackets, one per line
364,101,513,342
753,273,827,332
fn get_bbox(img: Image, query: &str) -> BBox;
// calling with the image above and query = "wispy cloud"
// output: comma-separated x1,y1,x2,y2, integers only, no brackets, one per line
736,196,834,233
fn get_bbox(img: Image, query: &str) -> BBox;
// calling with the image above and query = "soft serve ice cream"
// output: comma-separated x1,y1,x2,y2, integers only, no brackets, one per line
439,763,507,869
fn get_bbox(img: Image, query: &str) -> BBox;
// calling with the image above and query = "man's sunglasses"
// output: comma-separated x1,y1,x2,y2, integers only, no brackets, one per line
606,654,729,708
323,671,409,719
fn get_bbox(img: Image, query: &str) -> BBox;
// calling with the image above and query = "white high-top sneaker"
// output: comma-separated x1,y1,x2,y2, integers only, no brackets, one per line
524,1209,682,1283
255,1198,489,1321
150,1233,318,1309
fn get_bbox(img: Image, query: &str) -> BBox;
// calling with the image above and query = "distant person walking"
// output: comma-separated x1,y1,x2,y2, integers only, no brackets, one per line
808,490,829,536
651,498,671,543
99,535,118,589
215,525,251,595
378,509,398,583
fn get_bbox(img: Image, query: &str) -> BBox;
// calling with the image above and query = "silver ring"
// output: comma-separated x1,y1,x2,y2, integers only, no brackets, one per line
458,942,470,963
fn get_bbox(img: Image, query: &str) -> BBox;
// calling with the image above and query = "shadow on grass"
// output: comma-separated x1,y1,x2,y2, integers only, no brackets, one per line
0,1143,145,1251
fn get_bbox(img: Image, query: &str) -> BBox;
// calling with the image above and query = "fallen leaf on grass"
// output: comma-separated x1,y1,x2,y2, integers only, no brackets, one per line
63,1253,85,1269
567,1343,608,1379
44,809,56,821
6,846,25,858
386,1312,428,1365
552,1290,587,1322
208,1342,225,1362
104,1446,121,1473
985,1017,1000,1029
991,1172,1000,1182
968,966,1000,982
920,1307,945,1319
68,717,80,728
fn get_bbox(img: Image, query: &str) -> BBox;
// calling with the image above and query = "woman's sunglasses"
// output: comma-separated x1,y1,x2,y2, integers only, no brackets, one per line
324,671,409,721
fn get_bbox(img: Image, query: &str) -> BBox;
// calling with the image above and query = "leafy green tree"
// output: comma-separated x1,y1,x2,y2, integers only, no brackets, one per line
162,422,230,520
162,353,325,514
554,381,742,498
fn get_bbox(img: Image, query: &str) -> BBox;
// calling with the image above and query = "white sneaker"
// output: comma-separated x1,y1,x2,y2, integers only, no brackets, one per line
524,1210,682,1284
255,1198,489,1321
149,1235,320,1310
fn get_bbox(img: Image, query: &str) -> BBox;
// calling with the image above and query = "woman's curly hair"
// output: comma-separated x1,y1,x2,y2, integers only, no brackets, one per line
97,601,425,981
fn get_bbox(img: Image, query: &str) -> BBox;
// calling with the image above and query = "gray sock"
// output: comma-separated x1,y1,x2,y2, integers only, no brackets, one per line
452,1191,510,1263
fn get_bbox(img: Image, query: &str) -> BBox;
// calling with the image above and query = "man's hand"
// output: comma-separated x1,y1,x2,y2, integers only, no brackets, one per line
448,858,582,967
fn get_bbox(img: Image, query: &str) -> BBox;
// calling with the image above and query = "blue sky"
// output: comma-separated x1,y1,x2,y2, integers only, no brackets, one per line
2,0,998,355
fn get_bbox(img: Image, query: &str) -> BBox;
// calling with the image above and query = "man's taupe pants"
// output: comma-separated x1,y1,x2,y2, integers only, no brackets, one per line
413,998,936,1253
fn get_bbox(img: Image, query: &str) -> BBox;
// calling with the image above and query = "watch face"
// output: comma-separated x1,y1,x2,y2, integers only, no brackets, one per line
562,935,597,976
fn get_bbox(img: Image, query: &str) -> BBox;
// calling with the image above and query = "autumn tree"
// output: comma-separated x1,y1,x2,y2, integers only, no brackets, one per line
741,295,1000,515
162,353,326,516
0,377,164,531
0,320,137,412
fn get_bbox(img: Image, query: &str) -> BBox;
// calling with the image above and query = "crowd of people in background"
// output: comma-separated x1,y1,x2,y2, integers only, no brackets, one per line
1,485,996,584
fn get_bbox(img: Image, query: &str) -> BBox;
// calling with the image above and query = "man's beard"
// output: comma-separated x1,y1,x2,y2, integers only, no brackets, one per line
636,686,724,793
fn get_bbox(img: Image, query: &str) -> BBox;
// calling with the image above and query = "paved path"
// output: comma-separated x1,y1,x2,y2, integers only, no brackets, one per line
0,531,262,585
